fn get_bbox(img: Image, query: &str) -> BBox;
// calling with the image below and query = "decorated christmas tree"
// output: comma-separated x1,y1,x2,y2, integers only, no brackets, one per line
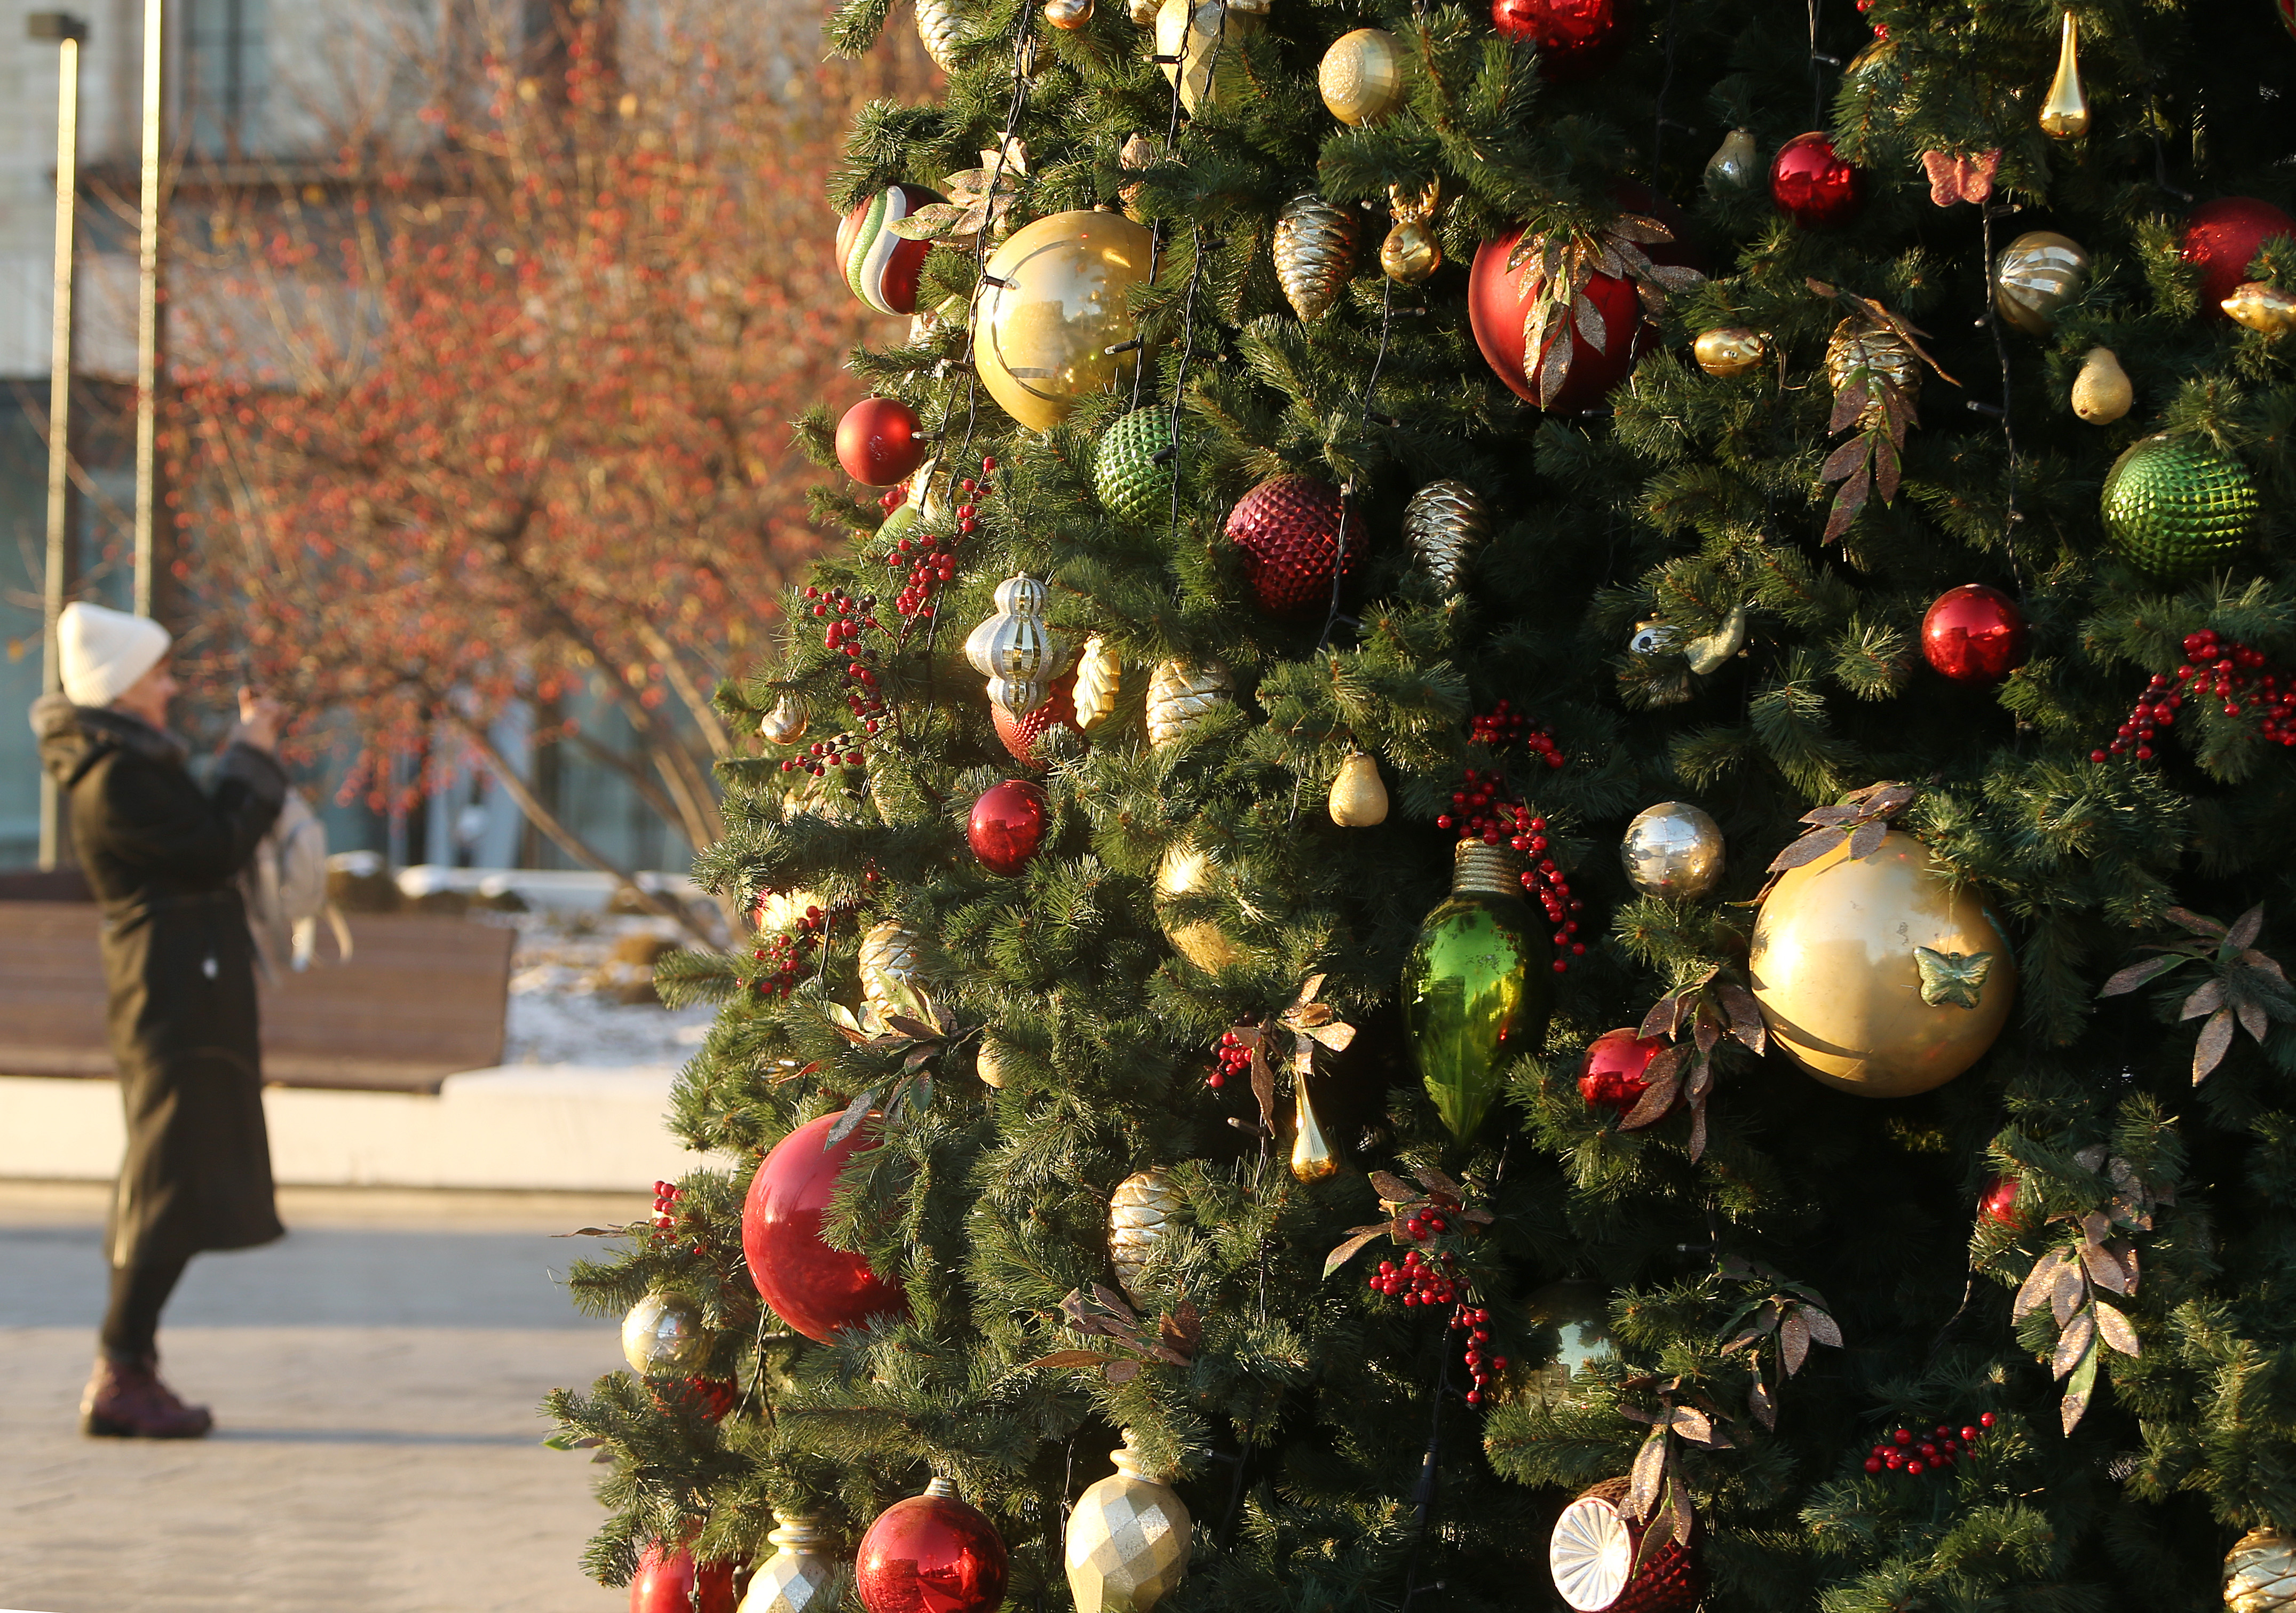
549,2,2296,1610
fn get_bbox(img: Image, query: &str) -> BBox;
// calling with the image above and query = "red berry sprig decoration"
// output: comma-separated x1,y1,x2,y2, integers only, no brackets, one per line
795,583,887,751
1208,1028,1252,1089
1465,698,1565,765
650,1179,684,1234
1439,705,1581,972
2094,630,2296,764
1450,1302,1510,1408
1862,1412,1997,1477
748,899,854,997
883,458,999,623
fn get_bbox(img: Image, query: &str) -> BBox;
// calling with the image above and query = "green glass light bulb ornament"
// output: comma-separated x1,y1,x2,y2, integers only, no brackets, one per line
1403,841,1553,1140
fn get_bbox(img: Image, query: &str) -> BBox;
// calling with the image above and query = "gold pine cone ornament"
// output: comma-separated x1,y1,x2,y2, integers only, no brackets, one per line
2227,1529,2296,1613
1107,1168,1181,1299
1065,1431,1193,1613
913,0,965,70
1825,317,1921,430
1273,195,1359,321
1146,658,1234,749
1072,634,1123,729
1402,479,1488,596
858,920,923,1031
1751,829,2015,1097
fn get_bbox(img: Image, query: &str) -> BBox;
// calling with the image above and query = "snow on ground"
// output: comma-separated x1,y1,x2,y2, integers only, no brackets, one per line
497,912,718,1069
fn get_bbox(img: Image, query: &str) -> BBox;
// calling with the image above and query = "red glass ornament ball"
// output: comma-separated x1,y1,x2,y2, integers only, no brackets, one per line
2180,196,2296,318
1468,226,1644,411
1770,132,1865,229
837,397,929,488
1977,1175,2024,1228
992,672,1084,767
1487,0,1625,83
630,1544,738,1613
1577,1027,1666,1111
2280,0,2296,42
1921,584,2029,685
742,1113,910,1344
1225,474,1361,617
856,1485,1011,1613
968,778,1049,875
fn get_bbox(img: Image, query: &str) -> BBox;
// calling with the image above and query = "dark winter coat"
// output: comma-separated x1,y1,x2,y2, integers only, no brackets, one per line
33,694,289,1270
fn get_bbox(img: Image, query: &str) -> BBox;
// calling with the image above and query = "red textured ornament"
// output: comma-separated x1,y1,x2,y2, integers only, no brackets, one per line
1576,1028,1665,1111
1225,474,1360,617
1487,0,1625,82
1549,1478,1706,1613
837,397,929,487
2279,0,2296,42
856,1480,1011,1613
2180,197,2296,318
630,1544,738,1613
1468,228,1643,412
968,779,1048,875
1921,584,2028,685
1978,1175,2024,1228
1769,132,1865,229
742,1114,909,1344
992,672,1083,767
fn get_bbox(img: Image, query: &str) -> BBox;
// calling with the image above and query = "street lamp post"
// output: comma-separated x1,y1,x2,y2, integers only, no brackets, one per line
133,0,168,622
27,11,89,873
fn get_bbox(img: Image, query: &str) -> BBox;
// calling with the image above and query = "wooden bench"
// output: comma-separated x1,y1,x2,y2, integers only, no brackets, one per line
0,901,514,1094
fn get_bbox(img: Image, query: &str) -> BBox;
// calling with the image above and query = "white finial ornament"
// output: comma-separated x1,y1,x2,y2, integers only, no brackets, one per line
964,576,1070,720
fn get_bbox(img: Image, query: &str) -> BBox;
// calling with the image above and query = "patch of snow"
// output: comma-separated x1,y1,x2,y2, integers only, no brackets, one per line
496,913,719,1069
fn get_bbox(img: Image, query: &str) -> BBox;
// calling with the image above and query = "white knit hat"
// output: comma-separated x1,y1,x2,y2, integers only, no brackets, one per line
58,601,171,709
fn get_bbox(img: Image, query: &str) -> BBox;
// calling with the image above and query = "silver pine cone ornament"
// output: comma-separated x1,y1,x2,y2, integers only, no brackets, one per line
1107,1169,1182,1300
1146,658,1233,750
914,0,965,71
1402,480,1488,596
1273,196,1359,321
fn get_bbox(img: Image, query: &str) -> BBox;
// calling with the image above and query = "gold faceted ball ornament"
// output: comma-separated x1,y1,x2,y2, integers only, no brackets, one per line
1272,195,1359,322
1751,829,2016,1098
2224,281,2296,336
975,211,1157,432
1403,478,1489,597
1154,840,1241,972
740,1514,840,1613
1693,325,1768,378
1328,751,1389,828
2225,1529,2296,1613
1146,657,1233,749
1318,28,1408,126
1154,0,1258,113
1825,317,1921,430
1620,800,1724,901
2072,345,2133,424
1072,633,1123,730
1065,1431,1193,1613
1993,229,2090,336
914,0,966,70
759,699,808,746
621,1292,711,1377
1108,1167,1182,1300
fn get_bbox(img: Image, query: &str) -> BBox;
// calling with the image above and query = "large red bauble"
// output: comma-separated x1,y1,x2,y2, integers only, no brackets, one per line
1225,474,1360,617
742,1114,909,1344
630,1544,737,1613
1769,132,1865,229
2180,197,2296,318
856,1483,1010,1613
1921,584,2028,685
837,397,929,487
1576,1028,1666,1111
1488,0,1625,82
993,672,1083,767
1468,228,1643,412
968,779,1048,875
1977,1175,2024,1229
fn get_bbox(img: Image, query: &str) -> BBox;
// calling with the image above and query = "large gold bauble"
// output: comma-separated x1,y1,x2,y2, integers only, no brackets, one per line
2226,1529,2296,1613
1108,1167,1181,1299
1328,751,1389,827
974,211,1157,432
1825,317,1921,430
1272,195,1359,322
1620,801,1723,900
1154,841,1240,972
739,1514,840,1613
1065,1432,1193,1613
1146,657,1233,749
1692,326,1767,378
1749,830,2015,1098
1154,0,1258,113
2072,346,2133,423
1318,28,1407,125
1993,230,2089,336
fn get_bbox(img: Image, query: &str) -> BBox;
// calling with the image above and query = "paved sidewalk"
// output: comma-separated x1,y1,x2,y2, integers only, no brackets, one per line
0,1184,642,1613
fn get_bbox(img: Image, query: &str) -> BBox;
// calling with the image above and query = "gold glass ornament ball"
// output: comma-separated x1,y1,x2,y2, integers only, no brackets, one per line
1693,326,1768,378
975,211,1157,431
1620,801,1724,900
1319,28,1407,126
1045,0,1093,28
1993,230,2090,336
760,699,809,746
2226,1529,2296,1613
1750,830,2016,1098
1381,221,1441,285
1066,1433,1193,1613
621,1292,710,1377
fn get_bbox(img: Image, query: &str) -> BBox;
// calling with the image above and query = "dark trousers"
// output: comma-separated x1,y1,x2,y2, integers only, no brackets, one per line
100,1246,192,1360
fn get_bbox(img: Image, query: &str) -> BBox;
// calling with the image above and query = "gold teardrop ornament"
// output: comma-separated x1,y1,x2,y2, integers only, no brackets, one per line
1692,326,1767,378
1289,1079,1340,1181
2038,11,2089,139
2071,346,2132,423
1328,751,1389,827
2224,281,2296,336
1272,195,1359,321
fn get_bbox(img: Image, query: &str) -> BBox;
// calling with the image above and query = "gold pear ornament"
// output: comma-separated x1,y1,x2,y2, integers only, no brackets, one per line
2071,346,2133,423
2038,11,2089,139
1703,128,1757,195
1328,751,1389,827
1065,1433,1193,1613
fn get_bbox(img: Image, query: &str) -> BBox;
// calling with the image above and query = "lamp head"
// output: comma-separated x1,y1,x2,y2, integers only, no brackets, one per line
26,12,90,43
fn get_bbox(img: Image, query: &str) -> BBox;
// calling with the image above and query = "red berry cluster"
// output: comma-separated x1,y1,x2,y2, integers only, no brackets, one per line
794,584,885,758
650,1179,683,1234
1863,1412,1996,1477
1438,707,1583,973
1449,1303,1511,1407
1854,0,1886,37
1465,699,1565,768
2093,631,2296,764
1208,1028,1252,1089
749,900,847,997
1369,1244,1461,1306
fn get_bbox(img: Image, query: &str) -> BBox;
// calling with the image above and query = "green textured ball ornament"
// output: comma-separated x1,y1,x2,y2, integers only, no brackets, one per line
1093,409,1175,525
2101,433,2259,579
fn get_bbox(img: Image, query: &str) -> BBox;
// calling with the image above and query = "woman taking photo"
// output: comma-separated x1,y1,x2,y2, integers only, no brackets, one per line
31,600,290,1439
